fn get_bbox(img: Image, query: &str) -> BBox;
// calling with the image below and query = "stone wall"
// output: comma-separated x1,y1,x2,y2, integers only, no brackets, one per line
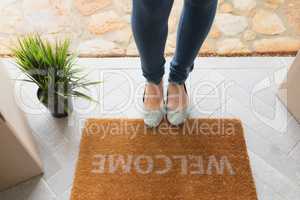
0,0,299,57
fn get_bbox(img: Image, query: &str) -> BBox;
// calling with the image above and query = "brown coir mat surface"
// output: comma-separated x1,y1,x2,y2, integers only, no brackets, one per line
71,118,257,200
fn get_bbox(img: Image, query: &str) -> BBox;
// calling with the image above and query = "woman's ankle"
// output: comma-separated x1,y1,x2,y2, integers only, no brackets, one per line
167,82,188,110
144,81,164,110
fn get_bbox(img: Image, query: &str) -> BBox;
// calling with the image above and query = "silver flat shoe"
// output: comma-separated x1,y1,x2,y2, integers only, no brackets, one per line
142,83,165,128
166,83,190,126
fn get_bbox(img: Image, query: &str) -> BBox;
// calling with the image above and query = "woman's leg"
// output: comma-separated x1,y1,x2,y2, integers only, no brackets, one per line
166,0,218,125
132,0,174,127
169,0,218,84
131,0,174,84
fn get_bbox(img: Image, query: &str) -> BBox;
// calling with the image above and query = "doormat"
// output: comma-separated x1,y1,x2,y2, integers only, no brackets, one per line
71,118,257,200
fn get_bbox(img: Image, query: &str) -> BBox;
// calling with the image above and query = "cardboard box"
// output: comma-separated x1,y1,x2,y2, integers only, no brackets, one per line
278,51,300,123
0,64,43,191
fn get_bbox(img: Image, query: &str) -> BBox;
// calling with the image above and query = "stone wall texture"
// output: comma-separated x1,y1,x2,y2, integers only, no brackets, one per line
0,0,299,57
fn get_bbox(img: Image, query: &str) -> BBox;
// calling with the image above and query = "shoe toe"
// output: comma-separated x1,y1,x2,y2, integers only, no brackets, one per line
167,109,189,126
143,110,164,128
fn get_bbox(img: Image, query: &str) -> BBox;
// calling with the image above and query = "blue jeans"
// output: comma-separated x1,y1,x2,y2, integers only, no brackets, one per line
131,0,218,84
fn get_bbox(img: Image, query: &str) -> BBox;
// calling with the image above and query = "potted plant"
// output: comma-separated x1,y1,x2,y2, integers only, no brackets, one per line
12,35,101,118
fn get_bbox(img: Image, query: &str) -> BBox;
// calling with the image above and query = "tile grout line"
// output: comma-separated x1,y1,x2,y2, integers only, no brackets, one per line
41,178,58,199
287,140,300,157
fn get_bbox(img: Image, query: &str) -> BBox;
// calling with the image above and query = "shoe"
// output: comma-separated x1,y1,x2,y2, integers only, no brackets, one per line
142,83,165,128
166,83,189,126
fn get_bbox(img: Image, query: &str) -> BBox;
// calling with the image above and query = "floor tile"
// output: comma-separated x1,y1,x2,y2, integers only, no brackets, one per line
0,177,56,200
249,151,300,200
246,127,300,188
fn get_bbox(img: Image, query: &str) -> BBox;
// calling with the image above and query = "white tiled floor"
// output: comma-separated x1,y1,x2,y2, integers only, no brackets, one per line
1,57,300,200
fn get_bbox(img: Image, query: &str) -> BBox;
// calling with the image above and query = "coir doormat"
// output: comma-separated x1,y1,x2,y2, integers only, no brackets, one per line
71,118,257,200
